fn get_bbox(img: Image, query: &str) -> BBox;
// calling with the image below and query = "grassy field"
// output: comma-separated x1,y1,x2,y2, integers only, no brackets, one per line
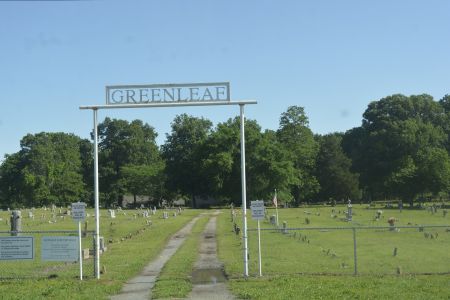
217,204,450,299
0,207,203,299
0,205,448,299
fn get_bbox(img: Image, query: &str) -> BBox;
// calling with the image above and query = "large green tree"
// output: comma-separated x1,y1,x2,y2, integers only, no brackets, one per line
277,106,319,205
343,94,450,206
0,153,26,208
314,133,359,202
200,117,297,206
161,114,213,208
97,118,163,207
0,132,86,207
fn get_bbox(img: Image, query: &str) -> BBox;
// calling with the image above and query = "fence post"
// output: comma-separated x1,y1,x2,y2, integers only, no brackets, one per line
352,227,358,275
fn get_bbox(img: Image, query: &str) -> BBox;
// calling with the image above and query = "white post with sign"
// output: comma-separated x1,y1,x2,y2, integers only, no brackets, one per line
72,202,86,280
251,200,265,276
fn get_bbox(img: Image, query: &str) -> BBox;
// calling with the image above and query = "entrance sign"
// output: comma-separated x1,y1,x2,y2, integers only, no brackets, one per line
251,200,265,220
81,81,256,278
0,237,34,260
106,82,230,105
41,236,78,261
72,202,86,222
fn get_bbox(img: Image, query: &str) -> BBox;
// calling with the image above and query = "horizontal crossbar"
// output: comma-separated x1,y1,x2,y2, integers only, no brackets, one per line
80,100,257,110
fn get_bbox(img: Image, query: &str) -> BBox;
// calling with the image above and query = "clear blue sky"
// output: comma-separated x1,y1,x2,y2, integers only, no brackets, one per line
1,0,449,160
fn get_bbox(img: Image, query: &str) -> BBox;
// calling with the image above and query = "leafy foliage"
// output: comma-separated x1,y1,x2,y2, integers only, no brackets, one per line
2,93,450,208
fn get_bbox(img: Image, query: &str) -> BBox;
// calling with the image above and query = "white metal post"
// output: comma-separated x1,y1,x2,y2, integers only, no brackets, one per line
257,219,262,277
93,109,100,279
78,221,83,280
240,104,249,277
275,189,279,227
353,227,358,275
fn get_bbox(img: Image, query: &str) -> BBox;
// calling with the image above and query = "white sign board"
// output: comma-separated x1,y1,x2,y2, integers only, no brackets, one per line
251,200,265,220
0,237,34,260
41,236,79,261
71,202,86,222
106,82,230,105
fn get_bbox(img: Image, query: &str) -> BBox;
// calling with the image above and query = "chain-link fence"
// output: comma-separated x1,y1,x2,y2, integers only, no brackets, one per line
0,230,95,280
244,222,450,276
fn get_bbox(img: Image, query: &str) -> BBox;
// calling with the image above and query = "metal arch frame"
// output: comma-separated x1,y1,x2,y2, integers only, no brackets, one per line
80,99,256,279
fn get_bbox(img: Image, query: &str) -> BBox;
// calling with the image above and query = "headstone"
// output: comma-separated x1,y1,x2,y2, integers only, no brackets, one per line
66,210,71,216
108,209,116,219
82,248,90,259
270,215,276,225
99,236,106,252
388,217,396,231
282,221,287,234
376,210,383,220
10,210,22,236
28,211,34,219
346,199,353,221
163,212,168,219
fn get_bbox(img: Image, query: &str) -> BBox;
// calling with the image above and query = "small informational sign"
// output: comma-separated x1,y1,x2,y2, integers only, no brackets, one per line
251,200,265,220
42,236,79,262
71,202,86,222
0,237,34,260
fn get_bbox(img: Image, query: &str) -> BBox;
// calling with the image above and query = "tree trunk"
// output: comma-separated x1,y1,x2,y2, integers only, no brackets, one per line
133,194,137,208
191,194,197,208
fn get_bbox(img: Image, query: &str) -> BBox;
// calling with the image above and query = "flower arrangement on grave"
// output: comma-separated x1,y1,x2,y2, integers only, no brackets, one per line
388,217,396,226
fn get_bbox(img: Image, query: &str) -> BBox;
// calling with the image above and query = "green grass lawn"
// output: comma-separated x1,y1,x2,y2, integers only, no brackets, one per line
0,205,448,299
0,208,204,299
217,205,450,299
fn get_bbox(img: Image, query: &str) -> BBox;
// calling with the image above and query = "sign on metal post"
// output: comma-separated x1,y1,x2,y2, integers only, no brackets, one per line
72,202,86,280
251,200,265,220
251,200,265,276
72,202,86,222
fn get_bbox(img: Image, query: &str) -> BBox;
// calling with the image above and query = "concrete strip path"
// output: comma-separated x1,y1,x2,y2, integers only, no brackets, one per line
110,216,199,300
187,214,236,300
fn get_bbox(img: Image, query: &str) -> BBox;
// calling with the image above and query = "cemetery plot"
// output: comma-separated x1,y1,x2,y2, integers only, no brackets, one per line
219,205,450,277
0,206,195,280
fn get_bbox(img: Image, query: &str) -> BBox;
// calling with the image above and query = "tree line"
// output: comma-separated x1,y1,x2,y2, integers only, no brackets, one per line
1,93,449,208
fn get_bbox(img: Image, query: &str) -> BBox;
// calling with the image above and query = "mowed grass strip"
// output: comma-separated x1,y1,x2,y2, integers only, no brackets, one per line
0,209,203,300
152,213,210,299
217,208,450,299
229,274,450,300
